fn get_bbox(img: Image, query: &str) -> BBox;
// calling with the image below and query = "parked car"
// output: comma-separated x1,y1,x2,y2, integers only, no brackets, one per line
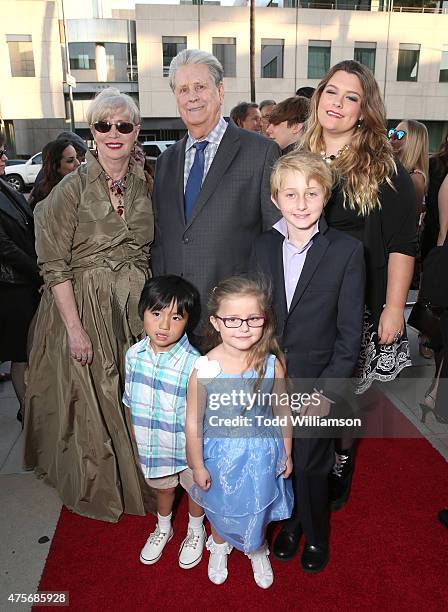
5,159,27,166
4,152,43,191
142,141,175,161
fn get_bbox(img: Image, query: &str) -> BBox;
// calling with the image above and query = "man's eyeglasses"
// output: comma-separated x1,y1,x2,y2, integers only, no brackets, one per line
388,129,407,141
215,316,265,328
0,148,7,158
92,121,136,134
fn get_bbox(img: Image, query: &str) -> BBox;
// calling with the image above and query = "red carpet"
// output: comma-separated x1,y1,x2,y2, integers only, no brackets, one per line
37,422,447,610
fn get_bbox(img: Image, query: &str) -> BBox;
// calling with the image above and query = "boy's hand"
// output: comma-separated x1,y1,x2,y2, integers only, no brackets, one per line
193,466,211,490
282,455,293,479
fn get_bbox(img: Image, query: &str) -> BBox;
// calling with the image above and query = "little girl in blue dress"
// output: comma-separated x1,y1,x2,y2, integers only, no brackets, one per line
186,276,293,589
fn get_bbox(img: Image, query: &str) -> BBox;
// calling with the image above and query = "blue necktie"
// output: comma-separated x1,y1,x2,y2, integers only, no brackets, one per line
184,140,209,222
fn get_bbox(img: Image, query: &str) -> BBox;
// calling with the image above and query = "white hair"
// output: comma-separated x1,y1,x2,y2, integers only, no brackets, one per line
168,49,224,92
86,87,140,125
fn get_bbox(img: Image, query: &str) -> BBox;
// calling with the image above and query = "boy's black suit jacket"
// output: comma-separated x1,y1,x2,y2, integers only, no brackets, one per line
251,216,365,393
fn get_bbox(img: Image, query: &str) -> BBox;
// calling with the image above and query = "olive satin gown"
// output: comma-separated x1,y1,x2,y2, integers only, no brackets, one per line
24,152,156,522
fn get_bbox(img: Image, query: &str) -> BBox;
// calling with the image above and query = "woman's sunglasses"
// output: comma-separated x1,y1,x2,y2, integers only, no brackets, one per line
388,128,407,141
92,121,136,134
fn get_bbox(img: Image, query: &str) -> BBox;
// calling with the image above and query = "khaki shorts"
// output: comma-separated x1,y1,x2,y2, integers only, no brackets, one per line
146,467,194,491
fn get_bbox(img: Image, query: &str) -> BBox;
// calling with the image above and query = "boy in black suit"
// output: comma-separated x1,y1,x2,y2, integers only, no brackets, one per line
251,151,365,572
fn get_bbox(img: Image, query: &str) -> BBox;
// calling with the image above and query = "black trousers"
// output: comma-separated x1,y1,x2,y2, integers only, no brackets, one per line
284,436,334,546
435,310,448,420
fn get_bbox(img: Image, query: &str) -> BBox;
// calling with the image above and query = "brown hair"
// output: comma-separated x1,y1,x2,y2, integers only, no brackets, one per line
301,60,396,215
270,150,333,201
433,130,448,174
396,120,429,191
203,276,285,381
269,96,310,128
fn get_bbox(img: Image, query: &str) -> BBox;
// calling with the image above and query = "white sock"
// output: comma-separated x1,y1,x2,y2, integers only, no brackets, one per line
188,513,205,533
157,512,172,533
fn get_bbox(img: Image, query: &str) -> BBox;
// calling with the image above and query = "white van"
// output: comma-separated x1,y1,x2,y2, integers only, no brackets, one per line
142,141,175,161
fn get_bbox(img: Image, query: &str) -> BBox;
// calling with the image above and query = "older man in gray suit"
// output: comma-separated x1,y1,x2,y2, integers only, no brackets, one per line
151,49,280,331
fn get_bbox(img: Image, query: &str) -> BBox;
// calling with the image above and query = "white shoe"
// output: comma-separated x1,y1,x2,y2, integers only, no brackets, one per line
139,525,173,565
178,525,206,569
205,535,233,585
247,544,274,589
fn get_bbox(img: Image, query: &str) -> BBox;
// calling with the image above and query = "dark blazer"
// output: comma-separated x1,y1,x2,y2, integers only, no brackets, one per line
0,177,39,285
251,216,365,385
151,120,280,321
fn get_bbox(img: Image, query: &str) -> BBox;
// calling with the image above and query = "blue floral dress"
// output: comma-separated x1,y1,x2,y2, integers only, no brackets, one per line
190,354,293,553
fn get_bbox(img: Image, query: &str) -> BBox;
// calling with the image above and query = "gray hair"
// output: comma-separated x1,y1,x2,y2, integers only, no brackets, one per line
86,87,140,126
259,99,276,111
168,49,224,92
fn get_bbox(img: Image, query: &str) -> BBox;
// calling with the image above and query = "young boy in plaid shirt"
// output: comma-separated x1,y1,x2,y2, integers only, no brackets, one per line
123,275,204,568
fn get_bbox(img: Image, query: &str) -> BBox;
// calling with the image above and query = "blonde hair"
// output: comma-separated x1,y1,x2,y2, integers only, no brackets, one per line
203,276,285,381
397,120,429,191
86,87,140,126
301,60,396,215
270,150,333,201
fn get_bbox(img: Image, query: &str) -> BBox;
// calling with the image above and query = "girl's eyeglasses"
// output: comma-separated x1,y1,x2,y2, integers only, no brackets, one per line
92,121,136,134
388,129,407,141
215,316,265,328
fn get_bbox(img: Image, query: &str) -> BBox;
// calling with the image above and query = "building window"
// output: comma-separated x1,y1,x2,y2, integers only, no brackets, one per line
397,43,420,82
440,45,448,83
6,34,35,77
162,36,187,77
308,41,331,79
354,42,376,74
69,43,96,70
212,37,236,77
261,39,284,78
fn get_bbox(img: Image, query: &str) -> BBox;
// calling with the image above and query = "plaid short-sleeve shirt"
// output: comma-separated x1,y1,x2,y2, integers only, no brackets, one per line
123,334,200,478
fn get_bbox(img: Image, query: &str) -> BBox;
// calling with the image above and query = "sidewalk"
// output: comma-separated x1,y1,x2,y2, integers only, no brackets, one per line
1,321,447,610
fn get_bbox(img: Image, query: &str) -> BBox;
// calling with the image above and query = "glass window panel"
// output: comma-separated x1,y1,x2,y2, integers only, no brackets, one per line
69,43,96,70
440,47,448,83
8,40,35,77
213,38,236,77
354,47,376,73
397,46,420,82
162,36,187,77
104,43,128,81
261,39,284,78
308,43,331,79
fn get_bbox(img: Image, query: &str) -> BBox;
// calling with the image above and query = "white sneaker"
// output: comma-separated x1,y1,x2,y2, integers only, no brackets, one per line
178,525,206,569
247,544,274,589
139,525,173,565
205,535,233,585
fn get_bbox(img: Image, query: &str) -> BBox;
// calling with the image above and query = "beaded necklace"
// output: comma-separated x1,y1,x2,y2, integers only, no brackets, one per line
321,144,350,164
103,171,127,216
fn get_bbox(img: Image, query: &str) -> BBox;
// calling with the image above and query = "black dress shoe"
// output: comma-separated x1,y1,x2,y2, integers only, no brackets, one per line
301,542,329,573
329,448,355,511
439,508,448,529
272,524,303,561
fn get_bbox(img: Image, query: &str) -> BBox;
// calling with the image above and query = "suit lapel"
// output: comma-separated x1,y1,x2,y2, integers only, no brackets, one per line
0,179,32,229
287,230,330,316
272,231,288,321
185,122,241,229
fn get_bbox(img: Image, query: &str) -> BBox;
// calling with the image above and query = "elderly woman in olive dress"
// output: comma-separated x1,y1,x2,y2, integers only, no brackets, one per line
24,88,155,522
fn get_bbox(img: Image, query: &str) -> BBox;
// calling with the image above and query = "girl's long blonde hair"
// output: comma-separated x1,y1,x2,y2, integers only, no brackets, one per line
203,276,285,381
301,60,396,215
397,119,429,192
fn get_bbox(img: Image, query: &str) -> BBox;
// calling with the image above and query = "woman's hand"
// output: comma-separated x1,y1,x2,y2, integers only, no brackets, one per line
378,305,404,345
193,466,211,490
68,326,93,366
283,455,293,479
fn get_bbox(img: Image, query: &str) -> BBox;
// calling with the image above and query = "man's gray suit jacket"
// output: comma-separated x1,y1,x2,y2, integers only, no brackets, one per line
151,120,280,325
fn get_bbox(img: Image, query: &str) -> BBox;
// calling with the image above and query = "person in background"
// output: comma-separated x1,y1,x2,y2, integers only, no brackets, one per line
266,96,310,155
132,141,154,196
230,102,262,133
295,86,315,99
259,99,276,135
24,87,155,522
0,135,41,423
389,120,428,220
32,131,88,196
301,60,416,512
29,139,80,209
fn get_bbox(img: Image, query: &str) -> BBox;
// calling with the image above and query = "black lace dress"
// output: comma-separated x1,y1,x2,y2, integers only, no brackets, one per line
324,161,417,393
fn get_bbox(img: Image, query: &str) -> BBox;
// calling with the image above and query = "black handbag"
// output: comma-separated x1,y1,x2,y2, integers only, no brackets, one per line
421,243,448,308
407,300,443,343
